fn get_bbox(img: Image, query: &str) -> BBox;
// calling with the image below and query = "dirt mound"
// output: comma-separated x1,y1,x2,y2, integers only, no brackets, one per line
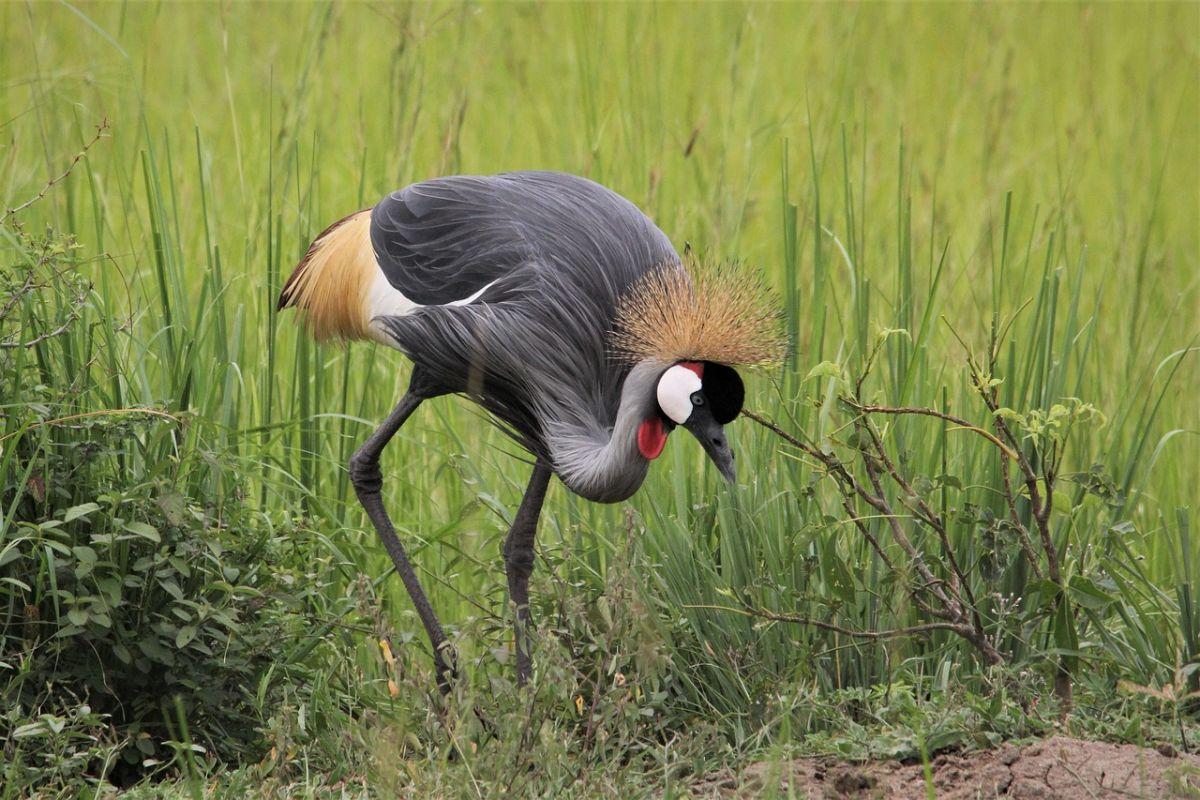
693,736,1200,799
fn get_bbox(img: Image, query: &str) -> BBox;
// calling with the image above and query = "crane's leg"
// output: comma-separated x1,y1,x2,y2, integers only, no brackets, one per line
348,379,457,694
502,461,553,687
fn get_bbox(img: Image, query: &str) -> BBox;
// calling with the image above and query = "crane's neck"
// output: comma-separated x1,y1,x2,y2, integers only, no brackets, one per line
549,360,663,503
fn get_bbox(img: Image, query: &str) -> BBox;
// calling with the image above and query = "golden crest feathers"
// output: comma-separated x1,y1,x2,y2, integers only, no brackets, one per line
611,256,786,367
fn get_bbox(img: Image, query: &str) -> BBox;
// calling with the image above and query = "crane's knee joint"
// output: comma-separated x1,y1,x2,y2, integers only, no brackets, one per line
505,545,535,579
348,451,383,495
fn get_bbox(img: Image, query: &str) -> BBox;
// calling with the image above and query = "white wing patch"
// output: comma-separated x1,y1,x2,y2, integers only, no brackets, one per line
656,364,702,424
365,271,502,345
447,277,501,306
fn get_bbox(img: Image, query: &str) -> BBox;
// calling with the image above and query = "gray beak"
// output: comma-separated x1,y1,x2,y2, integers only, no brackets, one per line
683,404,737,483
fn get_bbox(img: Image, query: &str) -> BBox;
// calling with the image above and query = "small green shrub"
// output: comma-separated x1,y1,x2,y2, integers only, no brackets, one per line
0,226,373,793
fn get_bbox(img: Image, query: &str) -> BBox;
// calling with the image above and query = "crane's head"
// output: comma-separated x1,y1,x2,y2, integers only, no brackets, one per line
615,260,784,484
637,361,743,482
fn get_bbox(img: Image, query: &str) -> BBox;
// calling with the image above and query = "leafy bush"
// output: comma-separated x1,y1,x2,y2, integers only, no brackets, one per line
0,223,372,792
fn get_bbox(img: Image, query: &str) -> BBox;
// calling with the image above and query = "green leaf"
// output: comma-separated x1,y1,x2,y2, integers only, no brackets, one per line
43,540,71,556
1053,599,1079,671
822,549,857,605
175,625,197,648
0,545,23,569
159,578,184,600
63,502,101,523
72,545,98,564
936,473,963,491
926,729,965,752
12,722,46,739
124,521,161,543
804,360,845,383
874,327,911,344
1032,579,1063,607
157,492,187,527
67,607,90,626
137,637,175,663
97,577,123,604
1069,576,1116,609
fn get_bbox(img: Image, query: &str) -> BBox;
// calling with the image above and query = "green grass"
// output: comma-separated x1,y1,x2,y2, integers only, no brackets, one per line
1,2,1197,796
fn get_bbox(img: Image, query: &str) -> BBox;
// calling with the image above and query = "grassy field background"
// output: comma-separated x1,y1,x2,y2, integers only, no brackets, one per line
1,2,1197,796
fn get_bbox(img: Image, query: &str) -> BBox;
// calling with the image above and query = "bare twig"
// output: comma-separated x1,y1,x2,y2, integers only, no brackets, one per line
997,453,1046,579
850,415,963,615
745,409,959,621
976,349,1070,714
0,271,39,321
0,282,89,349
841,399,1020,462
855,417,998,650
860,417,973,603
1,118,110,226
743,405,1003,664
0,312,79,349
977,378,1059,585
742,408,821,460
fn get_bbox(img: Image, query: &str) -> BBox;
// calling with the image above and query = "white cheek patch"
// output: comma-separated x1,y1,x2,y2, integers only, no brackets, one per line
657,365,703,425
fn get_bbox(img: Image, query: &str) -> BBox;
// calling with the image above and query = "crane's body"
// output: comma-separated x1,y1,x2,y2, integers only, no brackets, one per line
280,171,776,689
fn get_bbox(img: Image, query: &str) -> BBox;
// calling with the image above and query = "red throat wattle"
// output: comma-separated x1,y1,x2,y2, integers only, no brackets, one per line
637,417,668,460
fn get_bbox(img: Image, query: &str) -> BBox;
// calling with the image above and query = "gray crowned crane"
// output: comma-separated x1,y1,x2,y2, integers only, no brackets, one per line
278,171,780,690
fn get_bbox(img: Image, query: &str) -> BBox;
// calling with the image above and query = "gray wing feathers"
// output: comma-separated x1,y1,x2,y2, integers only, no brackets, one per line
374,171,679,460
371,172,675,305
380,265,622,463
371,176,535,305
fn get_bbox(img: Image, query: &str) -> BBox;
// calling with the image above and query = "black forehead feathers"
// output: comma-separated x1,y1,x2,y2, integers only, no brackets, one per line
702,362,744,424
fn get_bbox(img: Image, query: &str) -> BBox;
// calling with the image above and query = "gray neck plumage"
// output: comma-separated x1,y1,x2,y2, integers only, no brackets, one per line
548,359,664,503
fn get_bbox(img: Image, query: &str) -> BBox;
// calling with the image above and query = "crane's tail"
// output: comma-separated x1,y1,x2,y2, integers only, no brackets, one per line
277,209,376,342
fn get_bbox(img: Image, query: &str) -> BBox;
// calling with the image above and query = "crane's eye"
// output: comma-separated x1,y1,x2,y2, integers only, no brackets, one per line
690,391,705,406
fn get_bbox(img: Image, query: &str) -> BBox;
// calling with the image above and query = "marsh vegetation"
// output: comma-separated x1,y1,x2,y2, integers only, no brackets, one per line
1,3,1196,797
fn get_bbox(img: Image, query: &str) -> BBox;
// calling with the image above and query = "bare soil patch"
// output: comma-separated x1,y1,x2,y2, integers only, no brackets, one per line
692,736,1200,799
